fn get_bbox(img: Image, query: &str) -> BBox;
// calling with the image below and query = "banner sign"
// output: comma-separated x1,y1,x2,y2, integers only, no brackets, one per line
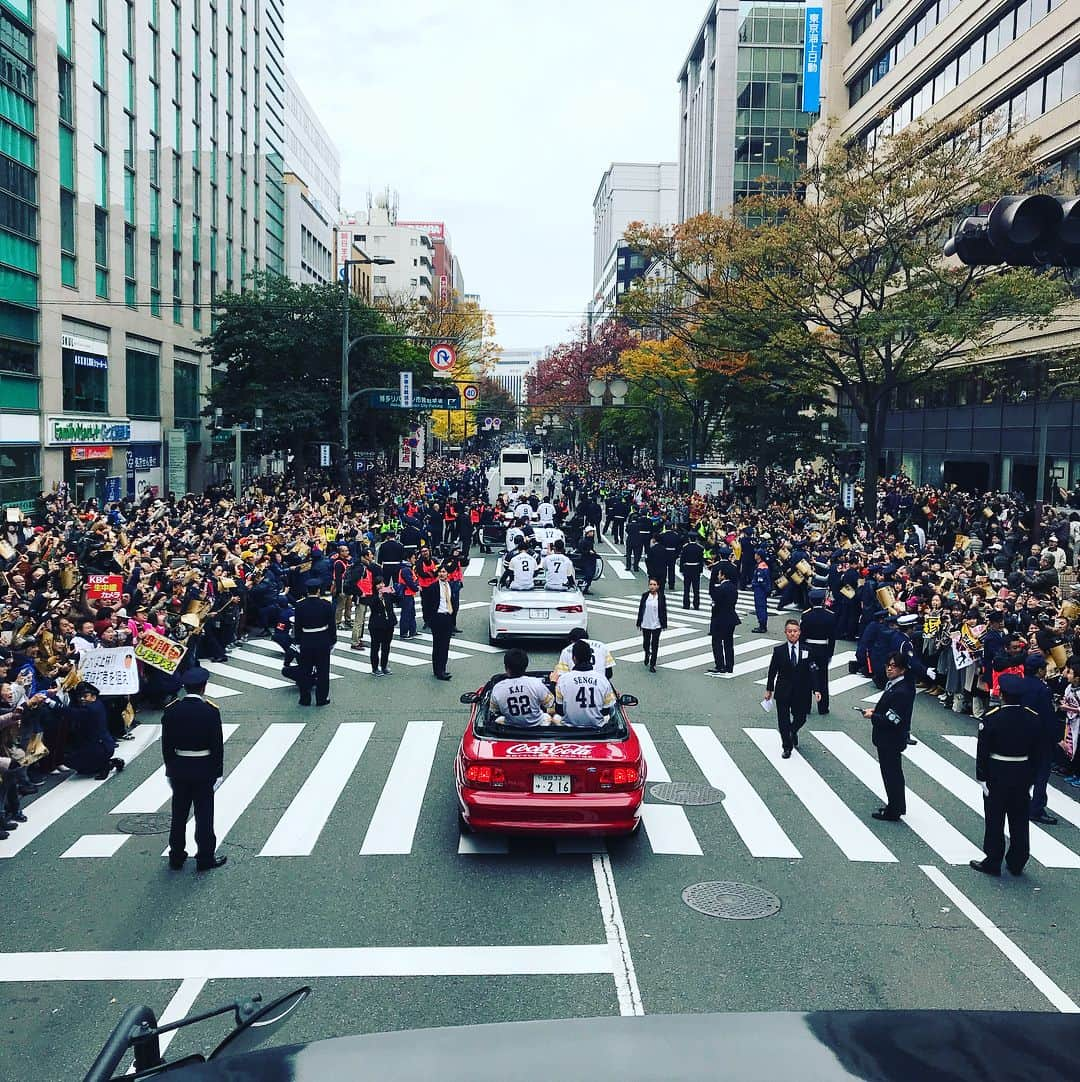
365,388,460,411
86,574,124,605
126,444,162,471
70,446,112,461
78,646,140,695
802,7,823,113
134,629,187,674
166,428,187,496
46,416,131,445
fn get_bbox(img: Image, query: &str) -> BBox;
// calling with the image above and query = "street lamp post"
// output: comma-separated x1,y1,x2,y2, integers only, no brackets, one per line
586,377,663,482
1034,379,1080,540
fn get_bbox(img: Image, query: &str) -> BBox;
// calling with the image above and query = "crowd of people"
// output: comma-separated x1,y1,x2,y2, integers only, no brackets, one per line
2,446,1079,854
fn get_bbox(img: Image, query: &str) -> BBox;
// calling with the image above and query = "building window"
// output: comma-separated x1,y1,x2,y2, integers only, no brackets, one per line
126,348,160,417
62,347,109,413
173,358,200,421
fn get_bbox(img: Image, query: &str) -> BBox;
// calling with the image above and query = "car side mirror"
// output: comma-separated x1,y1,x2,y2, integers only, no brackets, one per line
460,691,479,705
619,694,639,707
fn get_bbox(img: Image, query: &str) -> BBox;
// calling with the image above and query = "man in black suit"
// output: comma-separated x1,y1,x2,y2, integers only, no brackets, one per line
764,618,823,757
860,651,916,820
293,578,335,706
430,565,455,680
162,667,226,871
706,565,741,675
800,589,837,715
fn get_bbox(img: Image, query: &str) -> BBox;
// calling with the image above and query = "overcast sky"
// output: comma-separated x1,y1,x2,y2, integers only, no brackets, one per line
286,0,708,352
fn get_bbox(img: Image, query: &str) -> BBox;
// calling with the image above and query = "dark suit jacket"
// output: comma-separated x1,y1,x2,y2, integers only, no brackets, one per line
709,578,741,633
293,596,336,649
870,678,915,751
766,642,820,708
162,694,224,781
636,590,668,630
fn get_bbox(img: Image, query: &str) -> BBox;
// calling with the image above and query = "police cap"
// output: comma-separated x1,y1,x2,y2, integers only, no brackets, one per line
182,666,211,688
997,673,1025,698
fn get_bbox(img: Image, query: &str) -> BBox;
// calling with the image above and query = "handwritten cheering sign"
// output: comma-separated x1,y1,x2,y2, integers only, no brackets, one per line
79,647,141,695
134,629,186,674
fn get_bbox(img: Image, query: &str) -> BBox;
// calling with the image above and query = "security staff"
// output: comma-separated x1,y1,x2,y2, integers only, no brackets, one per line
162,667,226,872
626,510,649,572
679,535,705,610
706,565,741,675
800,589,837,714
860,652,915,821
750,551,772,633
293,578,335,706
606,493,629,546
657,521,683,590
970,674,1041,878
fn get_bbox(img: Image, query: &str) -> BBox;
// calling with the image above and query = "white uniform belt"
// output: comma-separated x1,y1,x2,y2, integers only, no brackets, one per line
300,625,329,633
990,753,1028,762
175,748,211,757
805,638,829,645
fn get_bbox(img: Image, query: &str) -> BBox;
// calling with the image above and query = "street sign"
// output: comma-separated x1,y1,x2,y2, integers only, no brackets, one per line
482,417,492,430
399,370,414,409
842,481,855,510
461,383,479,404
363,388,460,411
429,343,456,371
319,443,331,468
492,418,502,430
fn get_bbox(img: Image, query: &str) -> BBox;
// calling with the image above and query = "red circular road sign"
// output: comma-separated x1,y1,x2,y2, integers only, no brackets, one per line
462,384,479,403
429,343,457,371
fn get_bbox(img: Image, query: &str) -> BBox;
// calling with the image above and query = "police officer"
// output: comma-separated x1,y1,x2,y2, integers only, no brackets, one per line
860,652,914,821
606,492,629,546
679,534,705,610
626,509,649,572
800,588,837,714
162,667,226,871
293,578,335,706
970,673,1041,877
657,521,683,591
750,550,772,633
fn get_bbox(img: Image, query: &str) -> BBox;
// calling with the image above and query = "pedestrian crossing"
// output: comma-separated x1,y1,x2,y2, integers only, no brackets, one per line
13,719,1080,872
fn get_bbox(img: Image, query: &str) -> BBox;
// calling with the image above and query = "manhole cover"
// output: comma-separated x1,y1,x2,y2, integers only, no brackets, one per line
115,814,172,835
649,781,725,805
681,881,781,920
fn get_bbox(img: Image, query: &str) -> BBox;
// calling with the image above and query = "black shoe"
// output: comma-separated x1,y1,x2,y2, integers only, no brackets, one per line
3,820,18,830
452,627,462,633
372,669,381,677
751,627,768,633
168,857,187,871
381,668,391,676
196,855,227,871
642,659,649,667
18,784,41,795
969,859,1001,877
315,699,331,707
871,808,902,821
298,698,312,706
907,737,918,746
0,830,8,840
436,673,453,681
110,758,125,773
94,770,110,780
649,664,656,673
782,749,792,759
1031,812,1058,825
1007,865,1025,877
9,812,27,823
818,708,830,716
705,668,723,675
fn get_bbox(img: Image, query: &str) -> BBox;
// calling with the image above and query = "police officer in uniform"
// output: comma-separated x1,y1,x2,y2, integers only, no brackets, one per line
293,578,335,706
970,674,1041,877
679,534,705,610
800,589,837,714
162,667,226,871
625,509,648,572
860,652,915,821
750,550,772,633
657,521,683,591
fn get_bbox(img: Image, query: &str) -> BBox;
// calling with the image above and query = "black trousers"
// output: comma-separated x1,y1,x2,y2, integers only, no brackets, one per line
983,779,1031,873
776,694,808,753
640,627,661,666
430,612,453,676
877,745,907,815
665,552,678,589
168,776,216,865
627,538,645,570
805,647,832,712
370,627,393,670
711,629,735,672
609,517,625,544
298,644,331,704
682,571,701,609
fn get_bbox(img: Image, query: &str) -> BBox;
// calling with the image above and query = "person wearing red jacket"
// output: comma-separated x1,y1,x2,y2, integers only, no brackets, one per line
415,547,439,630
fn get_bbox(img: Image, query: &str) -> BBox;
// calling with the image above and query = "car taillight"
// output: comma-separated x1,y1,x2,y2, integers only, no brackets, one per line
556,605,583,613
465,764,506,787
494,603,521,613
599,766,641,789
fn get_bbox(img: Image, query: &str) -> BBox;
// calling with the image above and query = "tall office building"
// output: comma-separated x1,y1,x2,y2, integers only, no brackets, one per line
817,0,1079,493
677,1,819,221
0,0,288,508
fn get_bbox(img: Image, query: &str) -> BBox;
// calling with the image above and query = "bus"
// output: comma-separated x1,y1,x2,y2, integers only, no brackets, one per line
498,445,544,494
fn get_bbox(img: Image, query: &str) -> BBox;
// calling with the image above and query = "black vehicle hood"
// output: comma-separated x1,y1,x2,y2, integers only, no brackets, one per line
165,1009,1075,1081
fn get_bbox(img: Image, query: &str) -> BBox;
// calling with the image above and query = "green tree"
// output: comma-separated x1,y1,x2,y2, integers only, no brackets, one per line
200,273,428,472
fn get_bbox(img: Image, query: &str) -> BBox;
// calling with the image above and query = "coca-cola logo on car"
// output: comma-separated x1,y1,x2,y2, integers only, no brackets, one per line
504,743,596,758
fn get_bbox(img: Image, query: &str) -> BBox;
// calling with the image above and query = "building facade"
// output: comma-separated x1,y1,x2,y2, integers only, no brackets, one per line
337,197,439,302
398,220,464,305
817,0,1080,495
492,348,542,405
677,1,819,222
0,0,289,509
590,162,677,321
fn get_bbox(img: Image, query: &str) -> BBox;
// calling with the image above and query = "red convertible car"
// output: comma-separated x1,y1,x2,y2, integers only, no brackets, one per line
455,674,645,835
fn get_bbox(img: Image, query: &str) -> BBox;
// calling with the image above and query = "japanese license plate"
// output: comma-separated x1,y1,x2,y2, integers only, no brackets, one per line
533,774,571,794
529,609,549,619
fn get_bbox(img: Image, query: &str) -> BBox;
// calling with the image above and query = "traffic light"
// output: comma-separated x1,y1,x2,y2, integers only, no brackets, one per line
943,194,1080,267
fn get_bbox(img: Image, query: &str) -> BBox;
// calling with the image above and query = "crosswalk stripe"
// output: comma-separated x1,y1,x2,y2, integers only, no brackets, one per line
640,804,703,856
811,731,984,865
111,725,240,814
462,558,487,577
604,628,696,653
260,724,375,856
60,833,129,858
677,725,801,858
383,638,470,661
201,659,292,689
163,724,303,858
903,741,1080,869
600,543,635,580
227,647,344,680
943,735,1080,832
583,601,647,623
330,641,426,667
360,721,442,855
666,638,778,672
415,632,502,654
204,682,241,699
712,647,778,679
826,673,874,696
744,728,896,863
634,723,671,783
0,726,161,859
754,652,856,686
620,635,715,665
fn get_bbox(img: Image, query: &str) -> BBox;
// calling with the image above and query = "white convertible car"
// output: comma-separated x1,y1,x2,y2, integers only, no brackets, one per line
488,572,588,644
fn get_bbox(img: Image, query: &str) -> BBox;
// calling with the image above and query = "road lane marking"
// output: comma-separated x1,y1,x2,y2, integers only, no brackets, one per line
462,558,487,577
620,635,715,664
330,640,426,667
812,731,983,865
360,721,442,854
0,726,161,859
163,724,303,857
226,647,343,680
593,853,644,1015
261,724,375,856
745,728,896,863
921,864,1080,1013
712,647,780,678
677,725,801,858
604,628,696,652
203,682,241,699
60,834,129,858
634,723,670,783
200,659,293,689
904,742,1080,869
414,632,502,653
640,804,703,856
665,638,777,672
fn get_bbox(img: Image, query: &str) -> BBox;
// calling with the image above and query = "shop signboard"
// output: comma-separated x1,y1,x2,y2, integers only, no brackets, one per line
166,428,187,497
46,416,131,445
69,446,113,461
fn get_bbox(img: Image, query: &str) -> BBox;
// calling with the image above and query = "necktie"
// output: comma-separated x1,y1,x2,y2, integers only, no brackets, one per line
790,645,797,666
442,583,450,611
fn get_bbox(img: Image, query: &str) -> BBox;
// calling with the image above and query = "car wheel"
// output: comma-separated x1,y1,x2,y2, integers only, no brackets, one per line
458,810,473,835
488,631,501,646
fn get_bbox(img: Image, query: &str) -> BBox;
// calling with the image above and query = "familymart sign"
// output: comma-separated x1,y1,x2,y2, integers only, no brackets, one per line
45,416,131,446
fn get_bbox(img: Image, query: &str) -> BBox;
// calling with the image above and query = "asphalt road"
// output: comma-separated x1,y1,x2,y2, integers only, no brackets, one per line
5,543,1080,1079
